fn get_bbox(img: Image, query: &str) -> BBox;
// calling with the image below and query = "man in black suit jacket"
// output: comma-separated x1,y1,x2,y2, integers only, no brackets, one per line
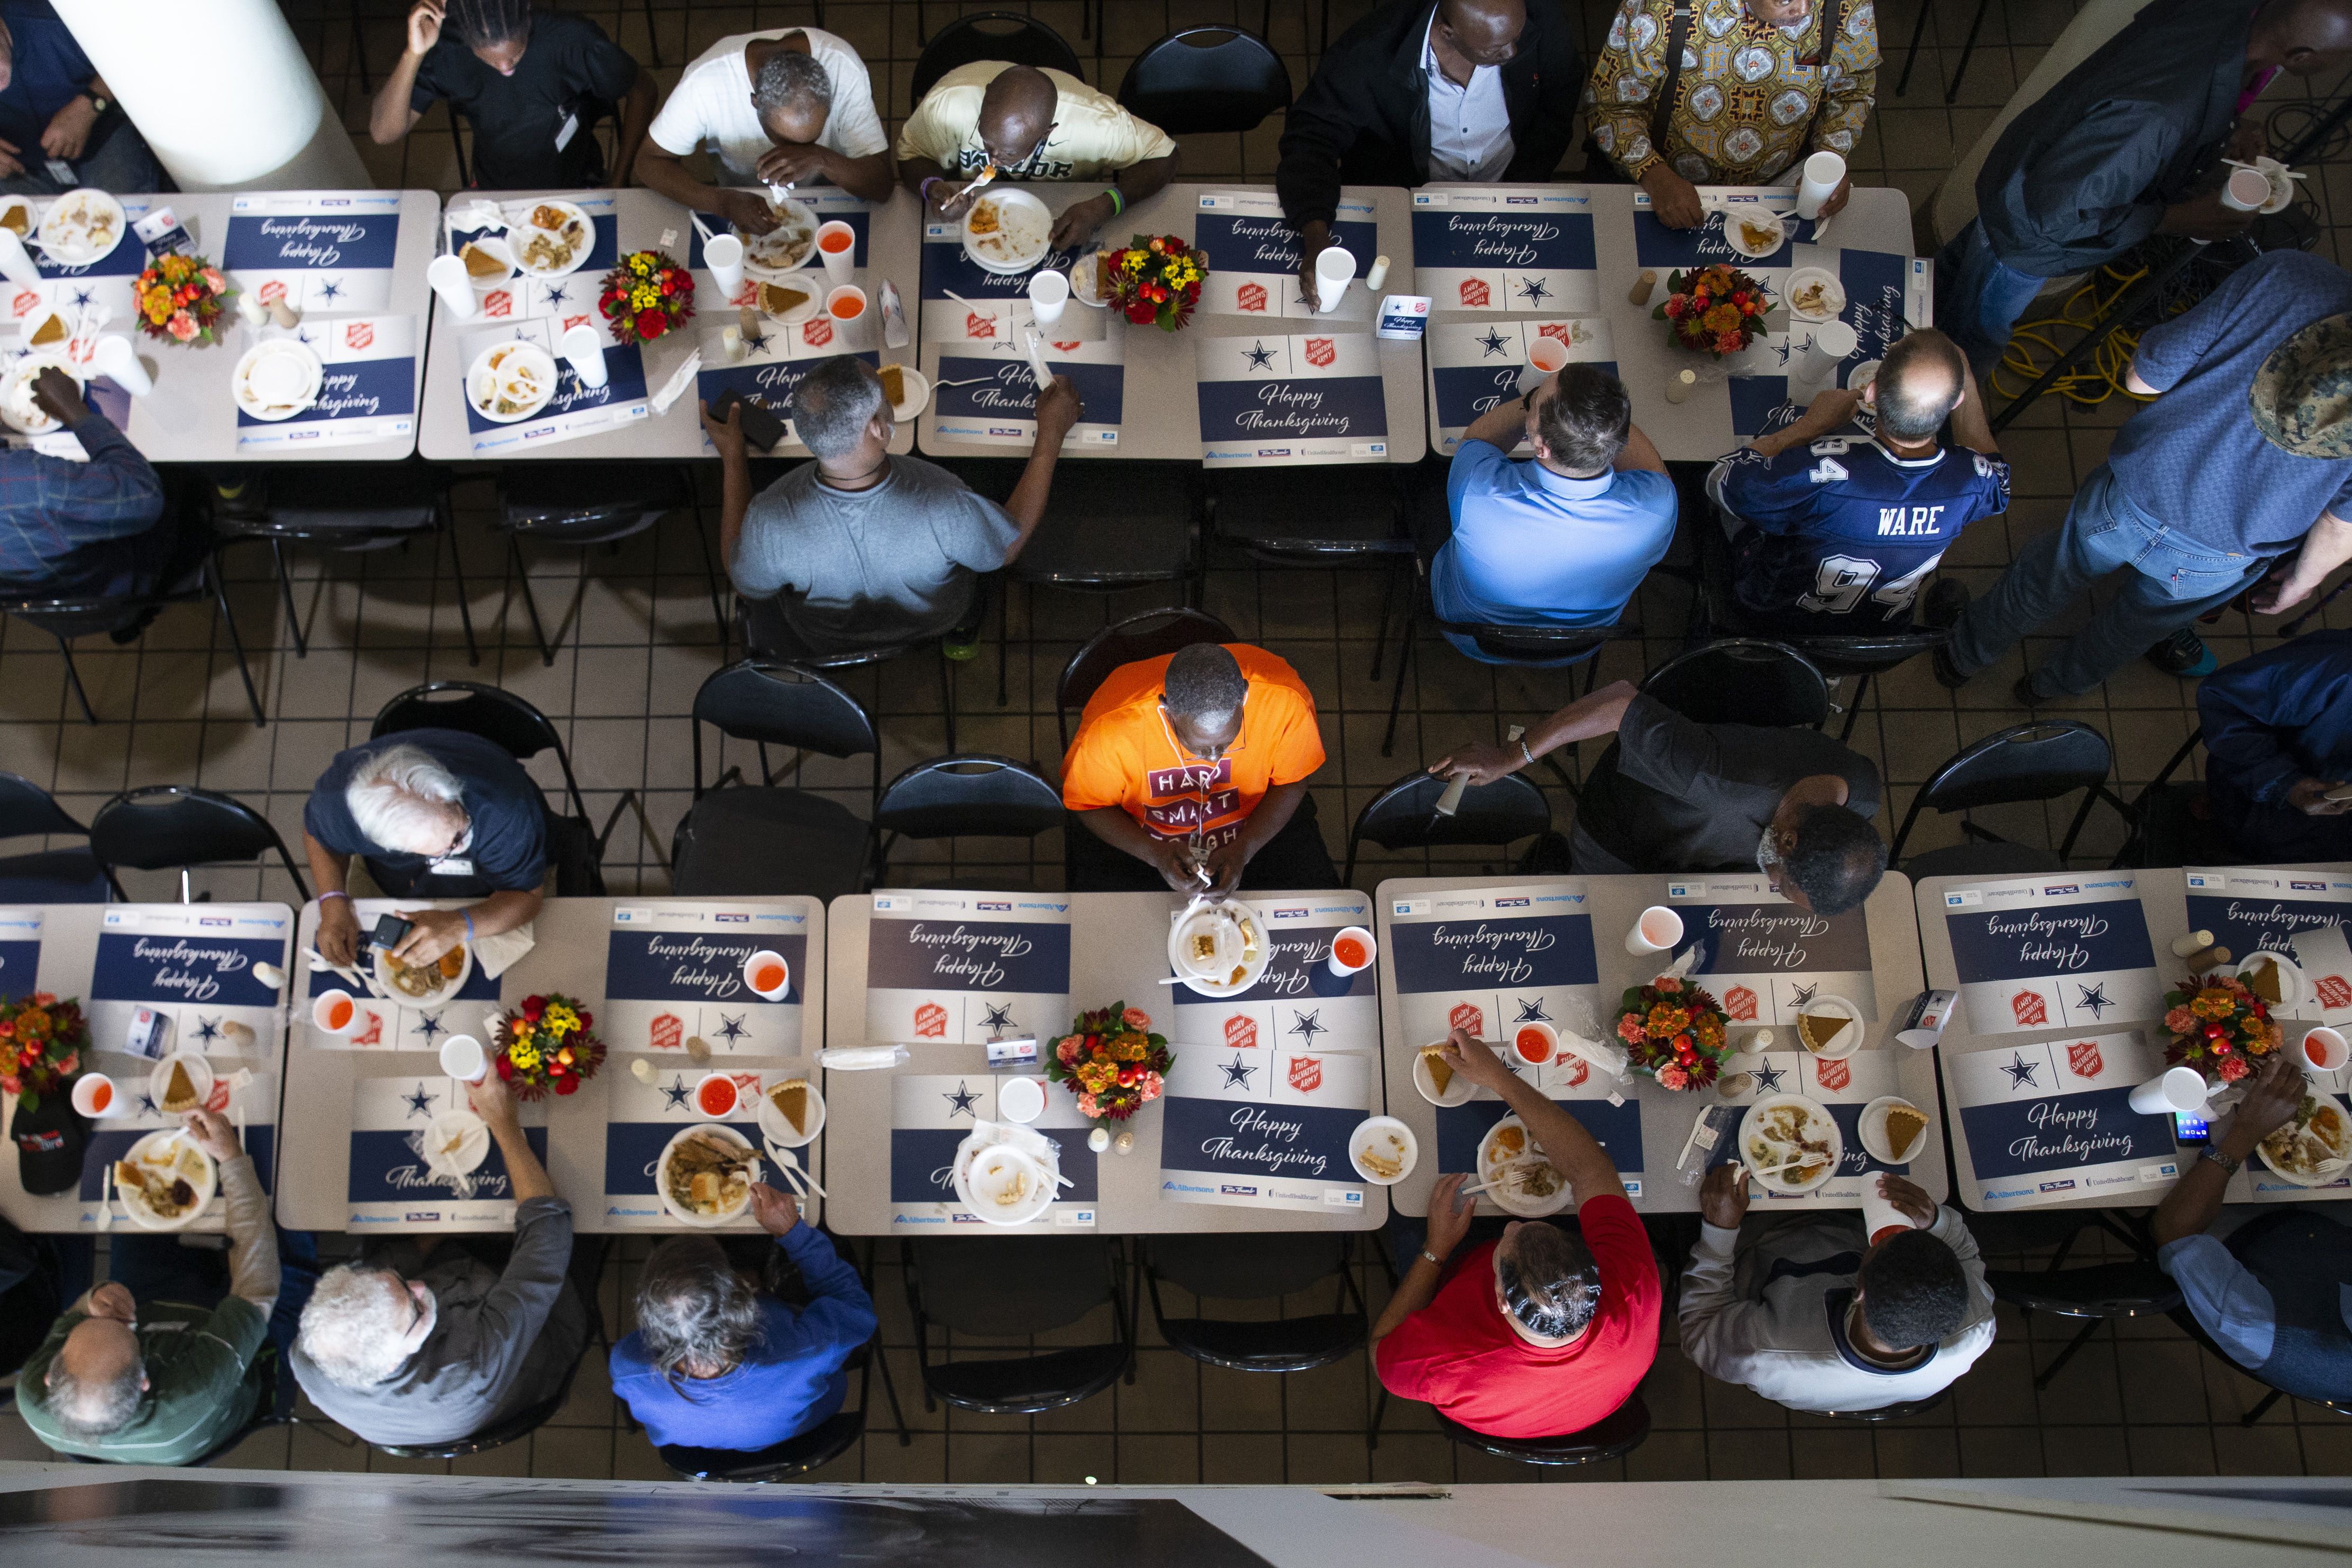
1277,0,1579,297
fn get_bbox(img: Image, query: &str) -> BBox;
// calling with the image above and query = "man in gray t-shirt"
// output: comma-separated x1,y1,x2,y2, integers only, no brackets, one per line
706,355,1083,653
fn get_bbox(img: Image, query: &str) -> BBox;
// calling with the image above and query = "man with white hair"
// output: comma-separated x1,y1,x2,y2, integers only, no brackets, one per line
636,26,893,219
291,1070,591,1447
302,729,548,970
16,1111,284,1464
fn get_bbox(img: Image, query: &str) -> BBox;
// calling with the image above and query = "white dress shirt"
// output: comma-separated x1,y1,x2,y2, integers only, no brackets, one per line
1422,13,1514,182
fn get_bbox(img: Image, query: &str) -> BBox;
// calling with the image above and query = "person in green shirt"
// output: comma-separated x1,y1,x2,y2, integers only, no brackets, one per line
16,1109,280,1465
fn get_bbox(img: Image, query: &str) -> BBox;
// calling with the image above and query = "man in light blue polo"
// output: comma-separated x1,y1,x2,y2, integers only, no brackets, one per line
1423,362,1674,666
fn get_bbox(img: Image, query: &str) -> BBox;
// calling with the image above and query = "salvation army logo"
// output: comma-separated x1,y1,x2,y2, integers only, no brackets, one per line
1460,278,1490,307
965,310,995,338
562,314,590,334
1224,1015,1258,1051
1237,281,1268,313
649,1013,683,1051
352,1008,385,1047
1287,1055,1322,1094
344,321,374,352
2012,990,2049,1028
1724,985,1759,1022
1304,338,1335,369
1560,1054,1590,1088
11,288,39,318
1449,1001,1484,1036
1814,1056,1851,1093
483,290,513,317
2319,974,2352,1011
1051,340,1081,353
802,317,833,347
2066,1039,2104,1079
258,279,287,305
914,1002,948,1039
1538,322,1572,344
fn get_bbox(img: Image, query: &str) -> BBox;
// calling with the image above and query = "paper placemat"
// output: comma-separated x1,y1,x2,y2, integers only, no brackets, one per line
1167,894,1379,1057
224,192,404,314
1193,189,1376,323
1157,1043,1372,1214
1196,330,1387,467
87,905,290,1060
864,890,1072,1046
888,1074,1099,1228
344,1074,547,1228
1410,188,1598,315
1951,1030,2181,1210
233,314,417,451
602,902,809,1056
931,333,1123,450
1941,874,2164,1037
1384,882,1602,1050
1662,873,1877,1031
1429,316,1616,454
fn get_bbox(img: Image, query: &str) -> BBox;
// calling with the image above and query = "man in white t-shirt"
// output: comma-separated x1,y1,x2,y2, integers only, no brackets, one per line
637,27,893,224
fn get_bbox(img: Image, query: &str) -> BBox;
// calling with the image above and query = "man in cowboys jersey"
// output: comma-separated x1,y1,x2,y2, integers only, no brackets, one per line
1708,328,2009,634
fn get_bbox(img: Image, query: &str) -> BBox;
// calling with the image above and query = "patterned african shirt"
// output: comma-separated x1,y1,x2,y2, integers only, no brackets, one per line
1584,0,1879,185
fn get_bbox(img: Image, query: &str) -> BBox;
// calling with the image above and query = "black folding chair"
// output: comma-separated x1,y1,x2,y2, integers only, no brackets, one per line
1,563,235,726
670,661,878,901
370,681,608,896
912,11,1083,100
0,769,109,902
1816,1389,1953,1422
492,463,725,665
87,786,310,904
741,577,982,753
2118,728,2223,869
1342,769,1552,884
1207,465,1413,688
1054,606,1237,750
871,754,1064,888
1642,638,1830,729
1384,599,1618,757
996,463,1204,709
1888,720,2134,878
1141,1233,1366,1375
1403,1393,1652,1468
903,1234,1133,1416
1117,27,1293,134
1987,1255,2181,1392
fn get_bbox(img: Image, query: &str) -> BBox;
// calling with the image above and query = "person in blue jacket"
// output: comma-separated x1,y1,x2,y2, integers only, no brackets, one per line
2197,630,2352,863
610,1183,876,1451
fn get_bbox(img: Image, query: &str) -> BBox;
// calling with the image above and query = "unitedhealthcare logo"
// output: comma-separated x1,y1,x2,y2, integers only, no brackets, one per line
715,912,748,922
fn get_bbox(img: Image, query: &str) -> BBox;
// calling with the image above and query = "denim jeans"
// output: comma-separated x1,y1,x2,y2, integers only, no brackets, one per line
1947,463,2266,696
0,113,161,198
1933,220,2053,379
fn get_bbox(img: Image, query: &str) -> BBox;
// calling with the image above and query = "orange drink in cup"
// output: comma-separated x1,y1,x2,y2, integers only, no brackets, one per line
826,285,866,322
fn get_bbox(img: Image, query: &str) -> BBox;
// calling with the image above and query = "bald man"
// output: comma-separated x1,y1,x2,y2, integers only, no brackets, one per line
1941,0,2352,376
1279,0,1581,297
898,62,1178,252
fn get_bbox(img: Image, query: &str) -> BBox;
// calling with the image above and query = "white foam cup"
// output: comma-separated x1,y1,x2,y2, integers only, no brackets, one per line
703,232,745,299
312,988,357,1035
560,323,608,389
439,1034,488,1084
1797,151,1846,221
997,1076,1046,1124
0,225,39,286
1517,332,1570,393
71,1072,122,1118
426,254,479,320
1626,905,1685,956
2299,1026,2349,1074
1859,1173,1911,1245
93,335,152,396
1027,267,1069,325
1327,927,1376,976
2128,1066,2210,1116
814,221,856,285
1799,319,1859,382
1314,245,1356,313
2220,167,2273,213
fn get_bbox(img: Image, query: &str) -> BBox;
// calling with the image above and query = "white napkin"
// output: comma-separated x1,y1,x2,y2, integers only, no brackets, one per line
472,920,535,980
446,199,504,233
651,349,702,416
819,1043,909,1070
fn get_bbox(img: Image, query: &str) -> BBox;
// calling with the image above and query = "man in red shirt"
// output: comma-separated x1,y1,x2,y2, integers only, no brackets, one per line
1373,1028,1660,1438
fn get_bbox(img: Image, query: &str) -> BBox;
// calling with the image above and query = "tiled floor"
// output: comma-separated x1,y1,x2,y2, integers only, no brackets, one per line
3,0,2349,1483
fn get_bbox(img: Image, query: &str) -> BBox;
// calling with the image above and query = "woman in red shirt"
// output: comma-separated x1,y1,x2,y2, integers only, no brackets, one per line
1372,1030,1661,1438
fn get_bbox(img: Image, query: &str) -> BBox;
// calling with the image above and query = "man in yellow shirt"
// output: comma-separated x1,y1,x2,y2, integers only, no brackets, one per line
898,62,1179,252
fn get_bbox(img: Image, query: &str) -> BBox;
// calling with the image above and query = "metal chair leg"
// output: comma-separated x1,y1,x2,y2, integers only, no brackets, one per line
1370,557,1402,681
1893,0,1935,96
50,630,95,724
1838,671,1872,742
940,647,959,753
679,470,728,661
271,538,307,658
1380,597,1418,757
440,499,480,667
640,0,660,65
2033,1315,2104,1390
209,557,266,727
1944,0,1996,106
2244,1388,2284,1427
505,534,555,666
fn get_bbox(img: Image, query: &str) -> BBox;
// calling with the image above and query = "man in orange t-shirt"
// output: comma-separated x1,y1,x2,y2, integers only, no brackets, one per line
1060,641,1339,893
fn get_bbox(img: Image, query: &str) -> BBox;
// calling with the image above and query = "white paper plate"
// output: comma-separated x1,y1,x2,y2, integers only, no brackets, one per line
1068,251,1110,306
1477,1114,1575,1217
1738,1093,1843,1195
740,198,819,281
2236,951,2307,1015
1412,1046,1478,1107
1719,208,1786,259
467,341,559,424
115,1130,216,1232
1858,1095,1927,1166
0,354,78,434
232,340,325,421
1350,1115,1417,1185
953,1138,1056,1225
34,187,125,268
457,234,516,290
755,1077,826,1149
1166,896,1272,998
962,189,1053,276
509,198,594,278
147,1051,215,1116
372,938,473,1005
421,1109,489,1177
885,363,930,421
1792,993,1864,1060
2255,1099,2349,1187
657,1124,758,1226
1781,266,1845,322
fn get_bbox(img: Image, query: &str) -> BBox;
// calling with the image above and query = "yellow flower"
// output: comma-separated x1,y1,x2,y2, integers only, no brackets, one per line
508,1043,541,1071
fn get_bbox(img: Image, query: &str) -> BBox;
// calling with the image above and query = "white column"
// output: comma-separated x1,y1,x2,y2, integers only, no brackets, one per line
53,0,370,191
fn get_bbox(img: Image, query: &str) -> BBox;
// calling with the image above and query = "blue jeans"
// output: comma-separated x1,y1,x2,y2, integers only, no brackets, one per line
1947,463,2266,696
1934,220,2052,379
0,113,161,198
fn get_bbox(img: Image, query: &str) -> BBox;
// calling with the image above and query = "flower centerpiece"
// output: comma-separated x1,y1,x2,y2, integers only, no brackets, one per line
0,992,87,1111
1046,1002,1174,1121
1614,975,1732,1092
135,253,233,346
2162,972,2283,1084
1103,233,1206,332
597,249,694,347
1654,263,1768,357
492,992,605,1099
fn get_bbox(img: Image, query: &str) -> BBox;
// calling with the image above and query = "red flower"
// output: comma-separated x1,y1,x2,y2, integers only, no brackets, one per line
577,1010,592,1029
554,1074,580,1095
1125,301,1156,324
635,307,666,340
1663,296,1685,318
496,1056,515,1080
522,996,546,1019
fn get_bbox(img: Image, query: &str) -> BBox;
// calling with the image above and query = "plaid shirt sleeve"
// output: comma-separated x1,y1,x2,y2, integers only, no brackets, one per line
0,415,167,590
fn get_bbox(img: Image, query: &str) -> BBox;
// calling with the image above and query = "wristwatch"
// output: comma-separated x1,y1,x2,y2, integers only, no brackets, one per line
83,94,109,117
1418,1248,1443,1269
2199,1145,2242,1177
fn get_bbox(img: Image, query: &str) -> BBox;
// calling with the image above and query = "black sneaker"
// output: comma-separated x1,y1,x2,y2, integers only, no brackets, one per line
2013,674,2043,708
1931,645,1971,689
1921,578,1970,630
2147,627,2217,678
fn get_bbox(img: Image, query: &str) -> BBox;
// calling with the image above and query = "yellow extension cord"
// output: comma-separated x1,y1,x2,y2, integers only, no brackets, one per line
1986,262,2170,409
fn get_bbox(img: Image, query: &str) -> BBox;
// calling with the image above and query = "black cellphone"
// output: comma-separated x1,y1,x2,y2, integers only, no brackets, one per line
709,387,788,453
371,913,415,951
2173,1111,2211,1145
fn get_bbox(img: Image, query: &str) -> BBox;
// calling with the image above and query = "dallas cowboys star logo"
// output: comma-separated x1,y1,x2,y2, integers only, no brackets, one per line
1513,998,1553,1024
1220,1054,1257,1090
1241,340,1277,372
1772,337,1795,368
191,1015,223,1046
70,287,95,309
1749,1062,1787,1094
402,1083,438,1117
980,1003,1019,1034
138,1094,158,1117
1476,327,1512,357
1791,982,1819,1007
1288,1010,1328,1047
714,1013,750,1046
2076,982,2114,1020
1514,276,1552,305
2000,1052,2041,1090
317,278,343,302
414,1012,447,1043
660,1075,692,1111
542,282,567,306
943,1080,981,1117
